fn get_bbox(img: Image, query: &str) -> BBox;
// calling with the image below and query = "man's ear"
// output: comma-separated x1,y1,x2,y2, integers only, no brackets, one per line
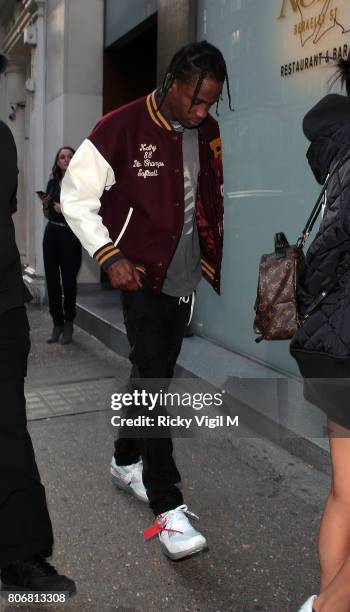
164,73,180,95
164,73,173,91
168,78,179,95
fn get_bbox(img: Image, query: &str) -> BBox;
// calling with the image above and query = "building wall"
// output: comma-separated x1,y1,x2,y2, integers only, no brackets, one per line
157,0,197,80
46,0,104,166
0,0,105,287
45,0,104,283
194,0,350,375
104,0,157,47
0,1,44,280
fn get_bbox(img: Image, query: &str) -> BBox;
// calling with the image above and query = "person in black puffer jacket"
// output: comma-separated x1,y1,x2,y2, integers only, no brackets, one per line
291,60,350,612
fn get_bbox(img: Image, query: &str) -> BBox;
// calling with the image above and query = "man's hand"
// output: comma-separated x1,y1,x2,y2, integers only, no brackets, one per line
53,201,62,213
106,258,142,291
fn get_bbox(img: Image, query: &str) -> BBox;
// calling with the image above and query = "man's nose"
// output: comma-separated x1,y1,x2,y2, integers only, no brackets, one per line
195,105,209,120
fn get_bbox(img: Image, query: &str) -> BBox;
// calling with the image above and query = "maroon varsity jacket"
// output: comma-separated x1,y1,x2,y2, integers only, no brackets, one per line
62,91,224,294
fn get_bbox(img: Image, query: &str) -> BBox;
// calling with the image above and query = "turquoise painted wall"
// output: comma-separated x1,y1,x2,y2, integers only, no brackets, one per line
195,0,349,375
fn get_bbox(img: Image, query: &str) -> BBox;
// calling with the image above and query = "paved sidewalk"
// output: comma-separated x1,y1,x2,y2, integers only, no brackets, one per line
1,305,328,612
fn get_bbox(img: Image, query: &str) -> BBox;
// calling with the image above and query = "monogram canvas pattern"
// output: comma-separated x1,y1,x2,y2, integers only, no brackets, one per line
254,245,304,341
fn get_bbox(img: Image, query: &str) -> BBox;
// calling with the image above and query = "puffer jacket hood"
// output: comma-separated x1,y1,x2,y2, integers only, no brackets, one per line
290,95,350,361
303,93,350,184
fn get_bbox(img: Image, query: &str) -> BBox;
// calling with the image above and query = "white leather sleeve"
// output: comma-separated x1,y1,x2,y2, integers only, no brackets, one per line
61,139,116,257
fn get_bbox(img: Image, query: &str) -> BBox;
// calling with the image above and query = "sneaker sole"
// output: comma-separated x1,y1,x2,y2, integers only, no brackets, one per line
160,540,208,561
110,471,148,503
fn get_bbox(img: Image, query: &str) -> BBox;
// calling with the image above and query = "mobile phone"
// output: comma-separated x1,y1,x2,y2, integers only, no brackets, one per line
36,190,46,197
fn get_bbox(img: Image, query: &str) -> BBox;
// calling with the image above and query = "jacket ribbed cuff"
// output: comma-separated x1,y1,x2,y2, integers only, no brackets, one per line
94,243,125,270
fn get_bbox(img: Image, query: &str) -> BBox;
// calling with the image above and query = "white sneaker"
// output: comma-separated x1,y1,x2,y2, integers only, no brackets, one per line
148,504,207,560
298,595,317,611
110,457,148,503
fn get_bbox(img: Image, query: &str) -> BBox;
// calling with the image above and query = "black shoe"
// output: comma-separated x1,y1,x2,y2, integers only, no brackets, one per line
60,321,73,345
1,556,76,596
184,326,194,338
47,325,64,344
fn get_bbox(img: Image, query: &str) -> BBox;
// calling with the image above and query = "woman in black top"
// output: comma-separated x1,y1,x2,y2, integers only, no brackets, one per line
42,147,82,343
291,60,350,612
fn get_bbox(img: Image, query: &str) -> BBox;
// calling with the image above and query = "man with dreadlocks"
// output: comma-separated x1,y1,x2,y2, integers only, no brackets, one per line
61,40,232,560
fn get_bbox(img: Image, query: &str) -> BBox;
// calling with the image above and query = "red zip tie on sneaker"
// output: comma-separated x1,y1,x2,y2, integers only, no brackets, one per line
143,515,183,540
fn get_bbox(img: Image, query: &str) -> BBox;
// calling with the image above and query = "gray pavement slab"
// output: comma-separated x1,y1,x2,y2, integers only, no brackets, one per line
27,304,130,389
26,410,326,612
0,306,329,612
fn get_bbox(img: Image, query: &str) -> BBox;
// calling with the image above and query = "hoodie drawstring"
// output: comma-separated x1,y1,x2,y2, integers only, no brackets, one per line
178,292,195,327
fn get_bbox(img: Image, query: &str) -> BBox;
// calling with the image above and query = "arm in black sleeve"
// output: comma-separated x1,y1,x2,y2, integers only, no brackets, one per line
10,176,18,214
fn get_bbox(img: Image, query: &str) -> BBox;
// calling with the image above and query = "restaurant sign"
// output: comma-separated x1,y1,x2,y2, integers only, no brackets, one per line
277,0,350,77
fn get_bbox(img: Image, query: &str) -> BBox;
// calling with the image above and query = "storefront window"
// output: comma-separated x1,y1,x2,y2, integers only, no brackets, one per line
196,0,348,375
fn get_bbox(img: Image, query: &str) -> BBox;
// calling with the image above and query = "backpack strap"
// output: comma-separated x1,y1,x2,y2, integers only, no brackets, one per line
297,151,350,248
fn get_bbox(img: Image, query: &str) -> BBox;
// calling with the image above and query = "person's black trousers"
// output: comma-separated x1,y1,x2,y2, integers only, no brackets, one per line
114,288,193,516
0,307,53,568
43,223,82,326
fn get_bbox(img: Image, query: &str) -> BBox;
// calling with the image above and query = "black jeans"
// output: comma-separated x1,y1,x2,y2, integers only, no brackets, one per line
0,307,53,567
114,288,193,515
43,223,82,326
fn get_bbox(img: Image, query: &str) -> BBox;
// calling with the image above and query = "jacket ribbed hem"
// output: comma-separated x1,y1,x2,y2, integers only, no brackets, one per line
290,347,350,378
291,348,350,429
93,243,125,270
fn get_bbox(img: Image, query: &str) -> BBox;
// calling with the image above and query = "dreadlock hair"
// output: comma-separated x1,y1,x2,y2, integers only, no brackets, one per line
51,146,75,181
158,40,233,115
329,56,350,96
